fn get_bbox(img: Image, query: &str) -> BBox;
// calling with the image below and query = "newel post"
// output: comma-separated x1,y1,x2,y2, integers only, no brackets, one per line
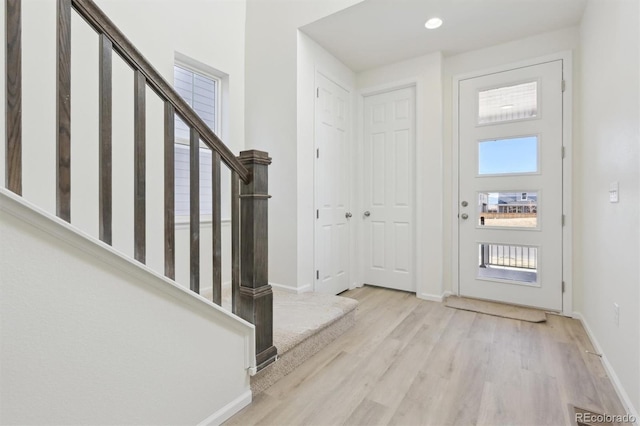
237,150,277,371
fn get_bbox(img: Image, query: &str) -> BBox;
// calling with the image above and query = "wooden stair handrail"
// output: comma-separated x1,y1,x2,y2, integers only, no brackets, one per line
70,0,251,184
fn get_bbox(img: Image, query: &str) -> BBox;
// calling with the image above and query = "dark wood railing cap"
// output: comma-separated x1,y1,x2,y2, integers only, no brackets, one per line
238,150,272,166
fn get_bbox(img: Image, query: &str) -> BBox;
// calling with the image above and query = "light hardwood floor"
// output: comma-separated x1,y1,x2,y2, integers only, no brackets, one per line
225,286,626,426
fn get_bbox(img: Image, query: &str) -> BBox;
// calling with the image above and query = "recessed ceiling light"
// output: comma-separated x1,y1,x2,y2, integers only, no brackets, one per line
500,104,515,110
424,17,443,30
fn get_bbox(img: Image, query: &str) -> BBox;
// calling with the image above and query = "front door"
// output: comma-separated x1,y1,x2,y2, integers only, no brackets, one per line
362,87,416,293
458,61,564,311
315,72,350,295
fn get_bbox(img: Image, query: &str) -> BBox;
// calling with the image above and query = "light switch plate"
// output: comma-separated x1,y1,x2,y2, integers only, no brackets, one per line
609,182,619,203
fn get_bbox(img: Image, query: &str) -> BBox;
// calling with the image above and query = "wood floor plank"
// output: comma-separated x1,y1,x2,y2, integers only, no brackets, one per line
388,371,448,426
367,324,435,410
224,286,627,426
343,398,390,426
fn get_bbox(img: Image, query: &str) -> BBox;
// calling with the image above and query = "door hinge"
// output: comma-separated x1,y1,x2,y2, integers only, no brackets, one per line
561,146,565,159
316,209,319,219
317,87,320,98
561,80,566,92
316,148,319,158
562,214,566,226
562,281,565,293
316,270,319,280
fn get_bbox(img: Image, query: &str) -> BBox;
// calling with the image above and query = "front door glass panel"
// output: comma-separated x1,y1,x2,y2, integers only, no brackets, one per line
478,81,538,125
478,136,538,175
477,191,538,228
477,243,538,285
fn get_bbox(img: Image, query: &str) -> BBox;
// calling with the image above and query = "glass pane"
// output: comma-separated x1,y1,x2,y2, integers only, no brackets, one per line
477,243,538,284
173,65,218,140
478,192,537,228
478,81,537,124
174,145,213,216
478,136,538,175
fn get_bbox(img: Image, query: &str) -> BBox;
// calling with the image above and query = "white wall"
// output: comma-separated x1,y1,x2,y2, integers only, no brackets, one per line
297,32,357,292
579,0,640,415
442,27,581,296
356,53,444,300
244,0,363,290
0,0,246,292
0,190,253,425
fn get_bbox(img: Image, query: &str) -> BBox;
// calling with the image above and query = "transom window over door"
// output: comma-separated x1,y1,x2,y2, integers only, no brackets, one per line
173,64,222,217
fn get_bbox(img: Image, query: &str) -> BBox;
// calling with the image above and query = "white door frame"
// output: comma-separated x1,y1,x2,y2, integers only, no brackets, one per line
313,69,353,294
452,51,573,316
358,80,421,294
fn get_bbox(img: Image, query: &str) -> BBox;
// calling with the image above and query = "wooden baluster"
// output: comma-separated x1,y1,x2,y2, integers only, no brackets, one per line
212,151,222,305
5,0,22,195
99,34,112,244
134,70,146,263
56,0,71,222
231,171,240,313
190,128,200,293
237,150,277,371
164,103,175,279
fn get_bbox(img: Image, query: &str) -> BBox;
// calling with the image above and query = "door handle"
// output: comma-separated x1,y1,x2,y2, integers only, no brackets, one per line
461,213,469,220
461,201,468,207
345,212,352,219
364,211,371,217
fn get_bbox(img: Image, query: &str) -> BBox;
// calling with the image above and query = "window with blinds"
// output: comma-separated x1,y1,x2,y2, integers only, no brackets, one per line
173,64,221,217
174,64,219,139
478,81,538,125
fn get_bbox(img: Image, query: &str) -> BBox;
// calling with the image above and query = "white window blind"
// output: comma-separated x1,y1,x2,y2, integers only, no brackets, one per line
174,64,218,139
173,64,228,218
478,81,538,125
174,145,213,216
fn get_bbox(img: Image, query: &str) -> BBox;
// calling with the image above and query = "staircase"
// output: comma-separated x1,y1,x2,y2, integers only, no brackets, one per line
2,0,277,423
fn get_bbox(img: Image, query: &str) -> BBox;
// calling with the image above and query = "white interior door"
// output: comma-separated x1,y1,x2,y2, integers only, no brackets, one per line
458,61,564,311
315,72,350,295
363,87,415,293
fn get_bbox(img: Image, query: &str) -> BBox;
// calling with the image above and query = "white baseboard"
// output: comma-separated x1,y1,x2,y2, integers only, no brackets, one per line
417,291,452,303
198,390,251,426
270,282,312,294
573,312,639,425
418,293,444,302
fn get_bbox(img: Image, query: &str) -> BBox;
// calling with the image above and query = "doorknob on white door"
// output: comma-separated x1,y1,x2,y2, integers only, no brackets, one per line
345,212,352,219
461,201,468,207
364,211,371,217
461,213,469,220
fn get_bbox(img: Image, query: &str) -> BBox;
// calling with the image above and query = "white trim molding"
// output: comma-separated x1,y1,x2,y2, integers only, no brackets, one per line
197,390,252,426
270,282,312,294
573,312,639,425
418,293,445,303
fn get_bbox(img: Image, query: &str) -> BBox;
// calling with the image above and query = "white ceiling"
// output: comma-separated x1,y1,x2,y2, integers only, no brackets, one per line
300,0,586,72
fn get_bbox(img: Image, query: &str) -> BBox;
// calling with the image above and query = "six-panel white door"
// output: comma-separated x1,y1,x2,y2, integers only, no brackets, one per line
314,73,350,295
458,61,564,311
363,87,415,292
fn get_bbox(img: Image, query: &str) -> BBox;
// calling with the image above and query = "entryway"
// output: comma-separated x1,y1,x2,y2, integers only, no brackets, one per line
457,60,565,311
